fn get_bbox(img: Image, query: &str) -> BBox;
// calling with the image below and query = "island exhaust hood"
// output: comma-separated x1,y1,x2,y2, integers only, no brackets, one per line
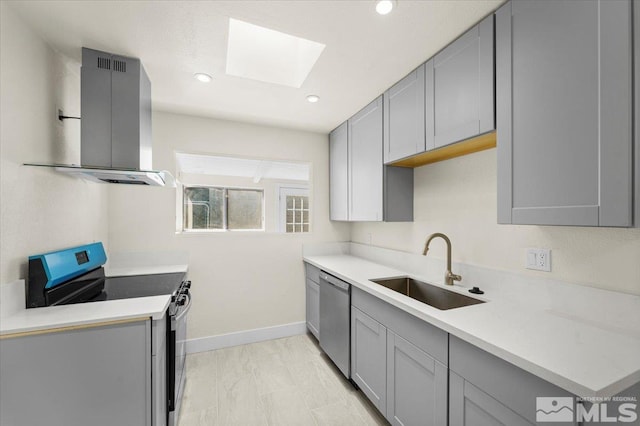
27,47,174,187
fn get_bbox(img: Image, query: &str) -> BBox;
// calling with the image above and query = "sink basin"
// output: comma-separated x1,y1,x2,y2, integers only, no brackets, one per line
370,277,485,310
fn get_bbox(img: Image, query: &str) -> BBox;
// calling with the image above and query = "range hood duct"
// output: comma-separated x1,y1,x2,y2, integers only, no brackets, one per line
45,47,174,187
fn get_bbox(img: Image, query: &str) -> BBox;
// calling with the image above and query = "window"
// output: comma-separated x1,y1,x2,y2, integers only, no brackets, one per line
279,186,310,233
183,186,264,231
176,152,311,233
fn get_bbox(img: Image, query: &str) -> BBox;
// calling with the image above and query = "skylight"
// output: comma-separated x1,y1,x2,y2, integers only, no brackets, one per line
176,153,310,182
226,18,325,88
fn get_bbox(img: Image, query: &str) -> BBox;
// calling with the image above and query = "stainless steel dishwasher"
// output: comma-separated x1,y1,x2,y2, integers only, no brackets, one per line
319,271,350,378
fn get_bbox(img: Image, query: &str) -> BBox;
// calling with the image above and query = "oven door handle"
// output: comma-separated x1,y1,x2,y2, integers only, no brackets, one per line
175,294,192,322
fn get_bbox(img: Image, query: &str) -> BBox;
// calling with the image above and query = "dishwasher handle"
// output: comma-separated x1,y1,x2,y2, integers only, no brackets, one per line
320,272,350,291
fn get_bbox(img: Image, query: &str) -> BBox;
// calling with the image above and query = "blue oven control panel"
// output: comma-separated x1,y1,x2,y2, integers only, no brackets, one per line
29,242,107,289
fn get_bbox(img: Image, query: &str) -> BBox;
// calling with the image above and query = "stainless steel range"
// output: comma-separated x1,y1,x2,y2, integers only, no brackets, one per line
26,242,191,426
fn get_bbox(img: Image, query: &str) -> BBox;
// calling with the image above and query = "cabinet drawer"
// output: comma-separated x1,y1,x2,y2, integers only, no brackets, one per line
449,335,574,424
304,262,320,283
352,286,447,365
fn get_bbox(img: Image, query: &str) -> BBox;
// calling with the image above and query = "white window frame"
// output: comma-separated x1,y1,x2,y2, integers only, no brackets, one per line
277,185,310,233
182,184,265,232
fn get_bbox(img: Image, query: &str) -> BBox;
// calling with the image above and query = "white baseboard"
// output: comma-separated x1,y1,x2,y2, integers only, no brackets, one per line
185,321,308,354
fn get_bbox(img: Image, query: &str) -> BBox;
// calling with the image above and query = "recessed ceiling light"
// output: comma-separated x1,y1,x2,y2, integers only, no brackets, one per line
194,73,212,83
306,95,320,103
376,0,396,15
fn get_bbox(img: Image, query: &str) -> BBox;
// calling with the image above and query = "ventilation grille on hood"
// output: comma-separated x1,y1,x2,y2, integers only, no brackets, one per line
97,56,110,70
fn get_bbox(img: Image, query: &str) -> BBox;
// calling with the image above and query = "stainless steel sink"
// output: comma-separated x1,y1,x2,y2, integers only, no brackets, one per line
370,277,485,310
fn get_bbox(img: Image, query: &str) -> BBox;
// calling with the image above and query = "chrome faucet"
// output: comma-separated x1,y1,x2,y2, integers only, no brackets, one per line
423,233,462,286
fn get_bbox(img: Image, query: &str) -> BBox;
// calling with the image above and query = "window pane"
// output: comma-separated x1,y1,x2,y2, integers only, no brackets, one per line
184,187,224,229
283,194,310,233
228,189,263,230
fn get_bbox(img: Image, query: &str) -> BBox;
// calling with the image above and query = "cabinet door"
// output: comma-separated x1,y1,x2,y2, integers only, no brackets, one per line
430,14,494,149
449,372,532,426
306,278,320,339
0,320,151,426
497,0,633,226
386,332,447,426
351,306,387,415
384,64,426,163
329,121,349,221
349,96,383,221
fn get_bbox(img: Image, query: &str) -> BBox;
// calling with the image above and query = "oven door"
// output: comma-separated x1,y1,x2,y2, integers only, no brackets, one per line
168,293,191,426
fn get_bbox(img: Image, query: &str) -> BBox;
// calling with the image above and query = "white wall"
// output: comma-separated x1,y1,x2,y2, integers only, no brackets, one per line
352,149,640,296
0,3,109,287
108,112,350,339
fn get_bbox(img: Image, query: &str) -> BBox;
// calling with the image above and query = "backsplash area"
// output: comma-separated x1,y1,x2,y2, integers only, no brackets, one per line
351,149,640,296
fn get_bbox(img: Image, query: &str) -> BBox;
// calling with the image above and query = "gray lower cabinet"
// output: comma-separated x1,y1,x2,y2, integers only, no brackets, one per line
430,14,494,149
306,278,320,338
304,262,320,339
329,121,349,221
351,306,387,415
387,331,448,426
152,316,168,426
351,287,448,425
0,319,153,426
496,0,634,226
449,372,532,426
449,335,579,426
384,64,426,163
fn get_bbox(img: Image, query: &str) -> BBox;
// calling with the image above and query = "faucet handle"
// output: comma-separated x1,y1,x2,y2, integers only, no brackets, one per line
446,271,462,285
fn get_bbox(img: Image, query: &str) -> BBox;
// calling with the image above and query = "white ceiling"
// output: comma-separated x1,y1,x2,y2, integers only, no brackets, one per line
7,0,504,133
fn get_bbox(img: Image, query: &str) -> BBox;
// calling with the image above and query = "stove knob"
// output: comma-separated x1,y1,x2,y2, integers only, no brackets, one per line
178,296,187,306
171,295,177,303
184,281,192,289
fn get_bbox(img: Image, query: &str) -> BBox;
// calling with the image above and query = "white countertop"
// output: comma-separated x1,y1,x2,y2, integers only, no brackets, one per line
0,263,188,336
105,264,189,277
0,295,171,336
304,254,640,398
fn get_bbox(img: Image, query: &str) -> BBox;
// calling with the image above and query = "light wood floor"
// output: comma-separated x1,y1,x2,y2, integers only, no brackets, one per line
178,333,389,426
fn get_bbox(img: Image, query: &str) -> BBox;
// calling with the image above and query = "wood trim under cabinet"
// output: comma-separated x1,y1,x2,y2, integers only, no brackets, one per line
0,316,150,340
389,131,496,168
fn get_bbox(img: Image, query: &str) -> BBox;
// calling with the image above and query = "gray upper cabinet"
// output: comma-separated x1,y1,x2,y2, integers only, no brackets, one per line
384,64,426,163
329,103,413,223
387,331,447,426
497,0,634,226
430,14,495,149
329,122,349,221
349,96,384,221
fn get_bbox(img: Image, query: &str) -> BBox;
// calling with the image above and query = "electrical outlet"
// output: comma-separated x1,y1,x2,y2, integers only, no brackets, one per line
526,248,551,272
